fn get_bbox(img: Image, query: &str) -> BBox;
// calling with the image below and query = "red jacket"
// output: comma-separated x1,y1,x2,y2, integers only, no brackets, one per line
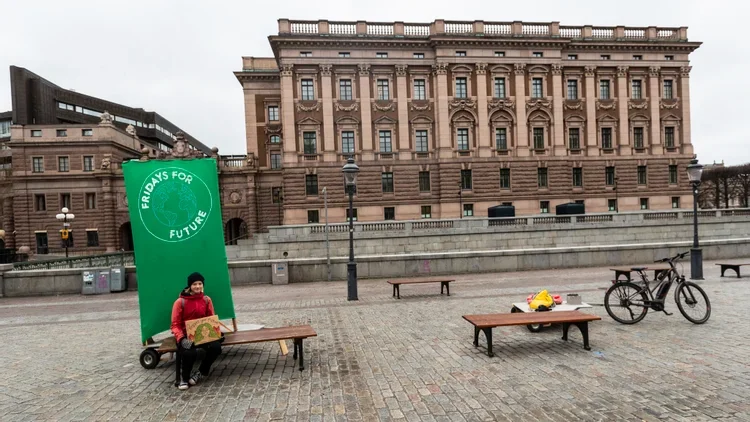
170,291,215,342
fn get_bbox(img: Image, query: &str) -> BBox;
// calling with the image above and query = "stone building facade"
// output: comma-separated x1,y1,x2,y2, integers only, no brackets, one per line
236,19,701,225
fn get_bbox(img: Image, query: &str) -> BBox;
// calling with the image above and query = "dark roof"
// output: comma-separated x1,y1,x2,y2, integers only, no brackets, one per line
8,66,211,154
0,111,11,120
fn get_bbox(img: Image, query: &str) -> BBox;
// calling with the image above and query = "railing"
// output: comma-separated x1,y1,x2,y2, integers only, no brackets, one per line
485,23,511,35
310,224,349,234
683,211,718,219
329,22,356,35
644,212,679,220
14,251,134,271
576,214,614,223
624,28,646,39
533,216,571,225
290,21,318,34
404,24,430,36
488,217,528,227
413,220,454,230
445,22,473,34
361,222,405,231
559,26,581,38
522,24,549,36
220,156,247,168
592,27,615,38
367,23,394,36
721,209,750,217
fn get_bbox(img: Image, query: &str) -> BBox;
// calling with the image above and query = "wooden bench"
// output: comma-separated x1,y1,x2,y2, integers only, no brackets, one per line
387,277,454,299
610,264,671,282
716,263,750,278
462,311,601,357
156,325,317,385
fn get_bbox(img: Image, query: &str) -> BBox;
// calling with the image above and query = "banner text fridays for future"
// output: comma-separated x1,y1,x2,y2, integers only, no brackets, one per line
123,158,235,342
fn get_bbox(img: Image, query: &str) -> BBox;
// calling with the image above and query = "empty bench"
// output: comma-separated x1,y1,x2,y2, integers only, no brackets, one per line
716,263,750,278
153,325,317,385
610,264,671,282
462,311,601,357
387,277,454,299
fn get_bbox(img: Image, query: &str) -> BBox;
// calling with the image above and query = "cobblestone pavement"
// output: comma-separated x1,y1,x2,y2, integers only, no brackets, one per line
2,258,750,421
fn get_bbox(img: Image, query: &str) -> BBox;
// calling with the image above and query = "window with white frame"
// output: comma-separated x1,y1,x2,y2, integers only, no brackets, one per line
457,128,469,151
663,80,674,99
573,168,583,187
339,79,353,100
538,168,548,188
455,77,467,98
569,128,580,150
268,106,279,121
600,80,611,100
377,79,390,100
631,80,642,99
301,79,315,100
494,78,506,98
532,78,543,98
303,132,317,154
421,205,431,218
567,80,578,100
495,128,507,150
379,130,392,152
341,131,355,154
533,127,545,149
413,53,425,59
270,135,281,144
500,168,510,189
665,126,675,148
601,127,613,149
633,127,644,148
413,79,426,100
271,153,281,169
415,130,428,152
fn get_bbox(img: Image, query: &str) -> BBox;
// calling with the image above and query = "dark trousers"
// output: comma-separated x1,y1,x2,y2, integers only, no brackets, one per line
178,341,221,383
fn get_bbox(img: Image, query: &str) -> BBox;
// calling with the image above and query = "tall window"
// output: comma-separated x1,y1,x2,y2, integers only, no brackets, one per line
379,130,392,152
270,135,281,144
87,230,99,247
415,130,428,152
305,174,318,196
271,187,282,206
271,153,282,169
495,128,507,150
83,156,94,172
601,128,613,149
35,194,46,211
85,193,96,210
540,201,550,214
308,210,320,223
600,80,610,99
569,128,580,150
606,166,616,186
638,165,647,185
303,132,317,154
669,165,678,184
500,169,511,189
419,171,431,192
381,172,394,193
631,80,642,99
573,167,583,187
421,206,431,218
58,156,70,172
455,77,467,98
633,127,644,148
463,204,474,217
341,131,355,154
377,79,390,100
532,78,543,98
339,79,353,100
301,79,314,101
567,80,578,100
537,168,548,188
60,193,71,209
32,157,44,173
664,127,675,148
533,128,544,149
384,207,395,220
494,78,506,98
413,79,426,100
663,80,673,99
268,106,279,121
457,128,469,151
461,169,472,190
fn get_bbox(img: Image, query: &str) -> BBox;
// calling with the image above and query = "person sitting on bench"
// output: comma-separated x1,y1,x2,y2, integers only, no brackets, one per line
170,272,222,390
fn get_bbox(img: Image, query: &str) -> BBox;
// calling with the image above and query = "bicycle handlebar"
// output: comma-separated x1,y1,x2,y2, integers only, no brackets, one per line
654,251,689,264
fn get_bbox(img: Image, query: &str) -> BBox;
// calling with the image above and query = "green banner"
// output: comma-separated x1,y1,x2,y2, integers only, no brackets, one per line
123,158,235,342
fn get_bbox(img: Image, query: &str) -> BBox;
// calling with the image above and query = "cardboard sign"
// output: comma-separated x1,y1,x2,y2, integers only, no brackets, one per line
185,315,222,345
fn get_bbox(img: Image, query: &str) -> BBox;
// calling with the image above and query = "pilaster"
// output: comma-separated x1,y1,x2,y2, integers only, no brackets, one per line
475,63,492,157
680,66,693,155
617,66,631,155
552,64,565,156
320,65,336,162
585,66,598,156
514,63,529,156
280,64,298,163
358,64,374,160
434,62,452,158
649,66,663,155
396,65,411,160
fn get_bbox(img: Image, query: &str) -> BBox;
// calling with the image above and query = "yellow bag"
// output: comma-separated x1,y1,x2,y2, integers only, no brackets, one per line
529,290,555,311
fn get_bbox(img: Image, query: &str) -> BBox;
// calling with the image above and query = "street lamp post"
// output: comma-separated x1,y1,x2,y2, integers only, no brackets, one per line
342,157,360,301
687,158,705,280
55,207,75,258
458,182,463,219
614,176,619,213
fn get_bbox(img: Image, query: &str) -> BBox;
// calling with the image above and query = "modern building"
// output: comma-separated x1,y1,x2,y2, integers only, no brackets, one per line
236,19,701,225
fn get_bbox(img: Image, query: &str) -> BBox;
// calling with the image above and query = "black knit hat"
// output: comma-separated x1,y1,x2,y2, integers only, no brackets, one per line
187,272,205,287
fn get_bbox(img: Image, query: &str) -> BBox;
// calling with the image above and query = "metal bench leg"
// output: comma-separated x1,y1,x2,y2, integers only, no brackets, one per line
441,282,444,295
473,327,480,347
392,284,396,297
446,282,450,296
293,339,298,360
720,265,727,277
298,339,305,371
482,328,494,357
396,284,400,299
562,322,591,351
734,266,741,278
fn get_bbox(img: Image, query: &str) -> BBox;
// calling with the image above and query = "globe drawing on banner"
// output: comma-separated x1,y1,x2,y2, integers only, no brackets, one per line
137,167,213,242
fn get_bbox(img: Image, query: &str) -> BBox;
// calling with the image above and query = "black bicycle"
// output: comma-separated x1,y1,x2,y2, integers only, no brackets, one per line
604,252,711,324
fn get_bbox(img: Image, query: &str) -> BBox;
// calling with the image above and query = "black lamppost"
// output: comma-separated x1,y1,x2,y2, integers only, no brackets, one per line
687,158,705,280
458,181,463,219
55,207,75,258
342,157,360,301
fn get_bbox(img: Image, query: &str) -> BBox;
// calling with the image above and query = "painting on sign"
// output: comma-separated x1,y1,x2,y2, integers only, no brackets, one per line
185,315,222,345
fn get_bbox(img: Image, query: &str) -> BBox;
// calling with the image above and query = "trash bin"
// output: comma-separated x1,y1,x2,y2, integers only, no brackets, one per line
110,267,126,292
95,269,111,294
82,270,96,295
272,261,288,285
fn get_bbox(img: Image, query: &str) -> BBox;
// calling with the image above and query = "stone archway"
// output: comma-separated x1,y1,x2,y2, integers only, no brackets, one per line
224,218,247,245
119,222,134,251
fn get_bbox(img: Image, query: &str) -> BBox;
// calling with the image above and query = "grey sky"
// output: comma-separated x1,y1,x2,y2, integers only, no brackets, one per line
2,0,748,165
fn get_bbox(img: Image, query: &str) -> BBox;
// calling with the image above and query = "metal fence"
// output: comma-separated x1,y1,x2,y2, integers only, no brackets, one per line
13,251,135,271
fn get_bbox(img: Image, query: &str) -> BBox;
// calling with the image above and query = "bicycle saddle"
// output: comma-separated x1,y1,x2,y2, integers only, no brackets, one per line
630,267,647,271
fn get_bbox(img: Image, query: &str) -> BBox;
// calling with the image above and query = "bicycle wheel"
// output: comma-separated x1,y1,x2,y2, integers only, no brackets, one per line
675,281,711,324
604,282,649,324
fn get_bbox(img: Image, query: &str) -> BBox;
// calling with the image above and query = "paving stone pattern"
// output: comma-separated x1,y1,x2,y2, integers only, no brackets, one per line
1,260,749,421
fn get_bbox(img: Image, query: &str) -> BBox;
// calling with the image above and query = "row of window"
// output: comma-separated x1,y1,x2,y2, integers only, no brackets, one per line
291,76,675,104
31,156,95,173
57,102,179,141
33,192,97,212
302,51,676,61
299,165,680,197
304,196,682,224
34,230,100,250
30,128,94,138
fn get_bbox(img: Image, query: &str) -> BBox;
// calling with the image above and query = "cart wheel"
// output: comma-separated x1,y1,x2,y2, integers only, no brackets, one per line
527,324,543,333
140,349,160,369
510,306,520,313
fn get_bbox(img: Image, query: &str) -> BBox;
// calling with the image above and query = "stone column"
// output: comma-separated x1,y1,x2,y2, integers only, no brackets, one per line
617,66,630,155
358,64,374,160
396,65,411,160
280,64,298,163
680,66,693,155
584,66,598,156
475,63,491,157
513,63,529,156
319,65,336,162
434,62,452,158
551,64,565,156
648,66,662,155
243,89,259,160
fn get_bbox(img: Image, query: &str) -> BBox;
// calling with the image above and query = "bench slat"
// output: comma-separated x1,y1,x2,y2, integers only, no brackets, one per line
387,278,454,285
155,325,317,353
463,310,600,328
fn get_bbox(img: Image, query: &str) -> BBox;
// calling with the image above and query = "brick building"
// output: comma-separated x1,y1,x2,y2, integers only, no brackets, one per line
236,19,701,225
